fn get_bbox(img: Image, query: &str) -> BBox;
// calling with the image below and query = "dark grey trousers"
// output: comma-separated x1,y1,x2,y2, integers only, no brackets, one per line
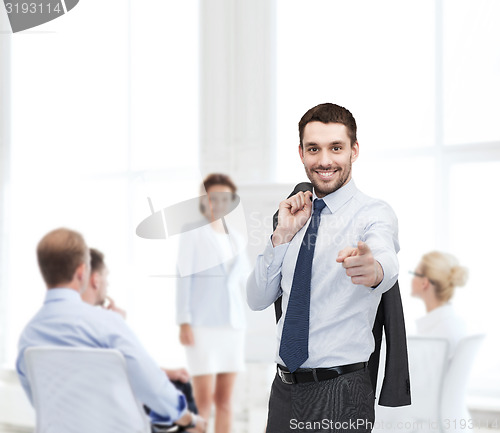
266,367,375,433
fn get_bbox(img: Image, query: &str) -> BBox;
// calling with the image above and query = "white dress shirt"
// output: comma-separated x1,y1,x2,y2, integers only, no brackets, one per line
247,179,399,368
17,289,186,423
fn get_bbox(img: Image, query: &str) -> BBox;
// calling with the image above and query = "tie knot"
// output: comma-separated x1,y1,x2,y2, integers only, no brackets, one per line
313,199,326,213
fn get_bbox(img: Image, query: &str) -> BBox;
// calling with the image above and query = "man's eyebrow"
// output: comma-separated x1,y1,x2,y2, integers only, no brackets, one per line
304,140,344,147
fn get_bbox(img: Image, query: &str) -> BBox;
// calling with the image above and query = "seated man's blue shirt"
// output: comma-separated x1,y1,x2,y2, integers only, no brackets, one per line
16,288,186,423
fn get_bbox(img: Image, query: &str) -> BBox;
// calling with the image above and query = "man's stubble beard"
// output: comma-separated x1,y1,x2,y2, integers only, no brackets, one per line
304,156,352,198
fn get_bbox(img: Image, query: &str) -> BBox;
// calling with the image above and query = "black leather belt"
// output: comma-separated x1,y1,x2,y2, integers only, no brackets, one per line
277,362,367,385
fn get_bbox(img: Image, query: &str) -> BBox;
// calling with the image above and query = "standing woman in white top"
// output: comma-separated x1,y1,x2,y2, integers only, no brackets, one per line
410,251,468,356
176,173,249,433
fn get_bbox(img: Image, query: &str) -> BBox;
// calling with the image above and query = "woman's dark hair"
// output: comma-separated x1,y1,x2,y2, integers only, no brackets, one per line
199,173,237,214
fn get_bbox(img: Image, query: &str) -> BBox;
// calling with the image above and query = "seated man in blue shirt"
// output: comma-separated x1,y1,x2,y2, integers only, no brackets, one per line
16,227,205,432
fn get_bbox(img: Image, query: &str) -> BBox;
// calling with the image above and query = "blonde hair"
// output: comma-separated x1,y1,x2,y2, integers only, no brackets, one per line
420,251,468,302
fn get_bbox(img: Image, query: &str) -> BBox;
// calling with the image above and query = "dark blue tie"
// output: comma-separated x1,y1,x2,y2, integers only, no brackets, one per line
279,198,327,372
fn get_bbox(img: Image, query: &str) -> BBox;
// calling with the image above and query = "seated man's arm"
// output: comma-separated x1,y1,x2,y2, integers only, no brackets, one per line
103,313,188,423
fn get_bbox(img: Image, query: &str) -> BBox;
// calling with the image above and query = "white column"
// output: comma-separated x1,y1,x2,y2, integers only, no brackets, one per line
0,9,11,364
199,0,276,184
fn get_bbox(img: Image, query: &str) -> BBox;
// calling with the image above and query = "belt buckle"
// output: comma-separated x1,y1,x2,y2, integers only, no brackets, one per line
278,366,295,384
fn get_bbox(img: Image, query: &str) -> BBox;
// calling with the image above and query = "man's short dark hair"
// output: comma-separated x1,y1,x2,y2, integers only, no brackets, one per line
90,248,106,274
37,228,88,287
298,103,357,147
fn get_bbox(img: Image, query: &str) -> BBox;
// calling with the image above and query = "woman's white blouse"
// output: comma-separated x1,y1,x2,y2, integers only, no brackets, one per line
416,304,467,357
176,221,250,329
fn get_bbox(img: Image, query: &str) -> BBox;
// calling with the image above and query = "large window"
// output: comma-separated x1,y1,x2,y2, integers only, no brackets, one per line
276,0,500,396
3,0,199,367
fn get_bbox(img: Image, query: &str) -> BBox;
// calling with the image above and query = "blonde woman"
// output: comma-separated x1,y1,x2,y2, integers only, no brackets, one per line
410,251,468,356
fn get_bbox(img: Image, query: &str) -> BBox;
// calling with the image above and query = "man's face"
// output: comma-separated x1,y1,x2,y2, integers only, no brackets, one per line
93,266,109,306
299,121,359,198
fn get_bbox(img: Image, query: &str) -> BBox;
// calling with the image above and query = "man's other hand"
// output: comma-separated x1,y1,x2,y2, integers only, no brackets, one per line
272,191,313,247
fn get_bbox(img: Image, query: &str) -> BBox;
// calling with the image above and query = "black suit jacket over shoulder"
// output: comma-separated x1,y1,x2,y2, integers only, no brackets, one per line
272,183,411,407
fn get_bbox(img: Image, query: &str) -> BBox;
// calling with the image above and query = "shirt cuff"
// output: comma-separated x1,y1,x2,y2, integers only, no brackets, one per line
372,252,398,293
264,237,289,271
176,313,191,325
149,393,187,424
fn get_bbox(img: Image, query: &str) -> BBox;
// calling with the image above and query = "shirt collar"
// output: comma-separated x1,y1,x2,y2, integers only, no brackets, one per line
312,178,358,214
44,288,83,304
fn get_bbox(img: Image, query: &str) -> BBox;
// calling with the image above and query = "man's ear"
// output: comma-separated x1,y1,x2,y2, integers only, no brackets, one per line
298,144,304,163
351,141,360,163
75,262,87,283
89,271,98,290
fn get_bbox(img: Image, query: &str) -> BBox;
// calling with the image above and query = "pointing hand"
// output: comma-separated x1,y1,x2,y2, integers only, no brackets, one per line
336,241,384,287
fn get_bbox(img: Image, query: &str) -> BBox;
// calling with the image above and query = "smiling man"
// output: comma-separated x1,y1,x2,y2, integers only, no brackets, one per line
247,103,400,432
